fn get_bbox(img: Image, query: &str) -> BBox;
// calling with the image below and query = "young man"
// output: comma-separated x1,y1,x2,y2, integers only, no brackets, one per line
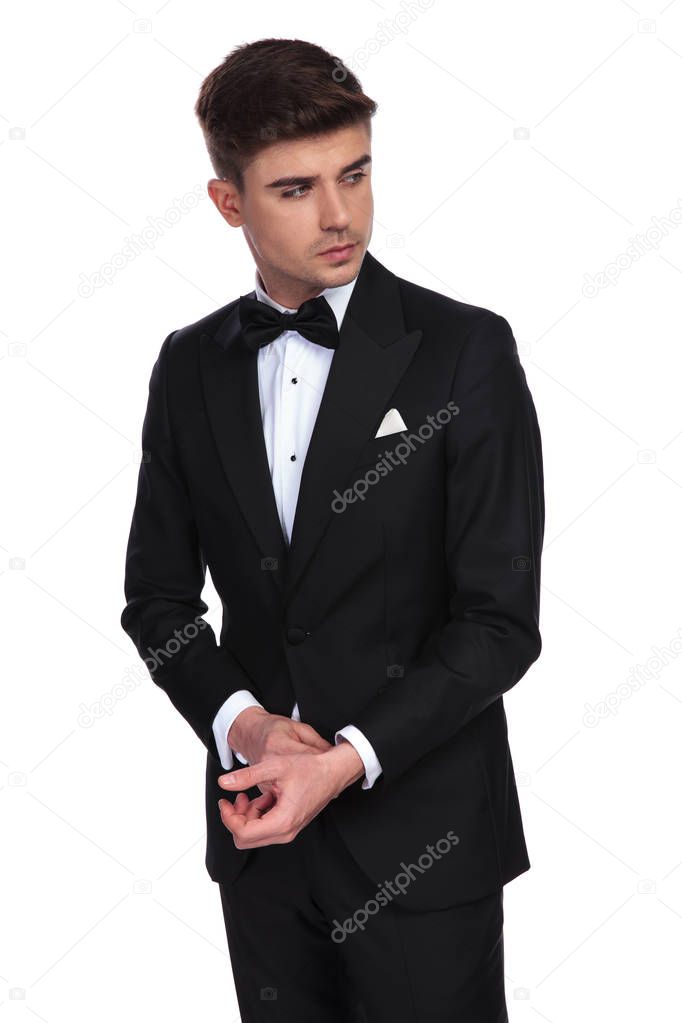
121,37,544,1022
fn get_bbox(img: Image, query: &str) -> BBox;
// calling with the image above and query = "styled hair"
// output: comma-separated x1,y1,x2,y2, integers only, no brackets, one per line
194,38,378,191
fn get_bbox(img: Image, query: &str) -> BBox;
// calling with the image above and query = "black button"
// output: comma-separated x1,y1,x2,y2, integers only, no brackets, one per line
286,626,307,645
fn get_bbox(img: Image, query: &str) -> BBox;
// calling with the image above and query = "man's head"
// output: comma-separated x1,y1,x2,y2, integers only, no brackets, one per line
195,38,377,306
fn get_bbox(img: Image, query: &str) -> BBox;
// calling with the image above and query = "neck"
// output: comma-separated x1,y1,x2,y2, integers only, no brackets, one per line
256,267,325,310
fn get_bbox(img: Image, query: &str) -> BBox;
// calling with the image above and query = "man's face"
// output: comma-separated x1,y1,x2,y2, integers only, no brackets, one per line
209,122,373,304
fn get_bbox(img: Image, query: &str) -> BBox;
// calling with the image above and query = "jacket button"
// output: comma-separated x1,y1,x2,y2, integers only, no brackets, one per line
286,626,307,645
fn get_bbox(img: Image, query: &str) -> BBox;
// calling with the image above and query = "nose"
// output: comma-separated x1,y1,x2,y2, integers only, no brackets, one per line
318,185,352,234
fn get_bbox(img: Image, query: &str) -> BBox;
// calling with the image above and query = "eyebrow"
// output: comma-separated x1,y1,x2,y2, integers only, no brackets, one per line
265,153,372,190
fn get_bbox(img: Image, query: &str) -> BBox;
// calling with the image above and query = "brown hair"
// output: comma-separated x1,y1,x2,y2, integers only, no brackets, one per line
194,38,378,191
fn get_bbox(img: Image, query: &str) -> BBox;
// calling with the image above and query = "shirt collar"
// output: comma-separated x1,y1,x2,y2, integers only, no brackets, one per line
253,267,358,333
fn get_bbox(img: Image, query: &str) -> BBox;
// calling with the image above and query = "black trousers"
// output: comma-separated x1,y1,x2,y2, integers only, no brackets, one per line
218,806,508,1022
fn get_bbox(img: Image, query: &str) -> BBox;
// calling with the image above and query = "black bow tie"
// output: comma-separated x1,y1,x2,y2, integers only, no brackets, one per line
238,294,339,353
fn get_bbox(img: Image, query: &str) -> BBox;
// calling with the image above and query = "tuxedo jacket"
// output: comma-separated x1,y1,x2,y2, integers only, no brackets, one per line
120,249,544,912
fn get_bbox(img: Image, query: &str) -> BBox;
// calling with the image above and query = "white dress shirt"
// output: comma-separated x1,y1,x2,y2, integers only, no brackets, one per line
210,269,383,790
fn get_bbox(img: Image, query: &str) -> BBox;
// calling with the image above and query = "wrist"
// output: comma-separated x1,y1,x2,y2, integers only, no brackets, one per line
326,738,365,796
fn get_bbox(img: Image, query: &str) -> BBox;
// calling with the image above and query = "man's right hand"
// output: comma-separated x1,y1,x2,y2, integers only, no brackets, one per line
222,710,334,825
227,707,332,769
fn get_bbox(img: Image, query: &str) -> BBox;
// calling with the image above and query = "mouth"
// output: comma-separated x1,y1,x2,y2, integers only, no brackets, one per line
318,242,356,259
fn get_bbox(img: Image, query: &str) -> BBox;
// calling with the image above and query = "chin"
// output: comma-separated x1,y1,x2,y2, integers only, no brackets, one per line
319,268,356,290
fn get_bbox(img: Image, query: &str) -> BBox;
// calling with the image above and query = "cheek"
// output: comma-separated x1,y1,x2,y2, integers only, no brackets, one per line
246,196,295,237
358,179,373,207
262,201,317,248
354,192,374,235
245,221,290,269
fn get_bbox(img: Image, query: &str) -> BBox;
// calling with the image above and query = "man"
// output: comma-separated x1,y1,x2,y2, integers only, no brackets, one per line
121,37,544,1022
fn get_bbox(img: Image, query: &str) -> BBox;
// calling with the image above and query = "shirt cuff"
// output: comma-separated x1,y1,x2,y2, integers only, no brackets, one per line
211,689,265,771
334,724,383,790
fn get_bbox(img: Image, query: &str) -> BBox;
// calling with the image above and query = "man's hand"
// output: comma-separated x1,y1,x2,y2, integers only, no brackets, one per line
217,739,365,849
228,706,332,765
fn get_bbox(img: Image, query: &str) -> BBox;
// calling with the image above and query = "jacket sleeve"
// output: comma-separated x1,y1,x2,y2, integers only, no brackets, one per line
351,311,544,785
120,331,261,758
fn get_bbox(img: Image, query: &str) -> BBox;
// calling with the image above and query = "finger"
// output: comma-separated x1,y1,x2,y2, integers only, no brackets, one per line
234,792,250,814
218,763,278,792
293,723,332,751
218,798,246,826
223,802,296,848
265,737,326,760
244,790,276,821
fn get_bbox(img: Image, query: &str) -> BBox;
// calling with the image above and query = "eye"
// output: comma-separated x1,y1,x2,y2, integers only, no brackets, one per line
282,184,310,200
281,171,367,200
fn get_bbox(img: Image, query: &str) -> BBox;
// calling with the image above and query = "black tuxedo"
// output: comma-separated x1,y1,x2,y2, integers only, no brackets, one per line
121,249,544,914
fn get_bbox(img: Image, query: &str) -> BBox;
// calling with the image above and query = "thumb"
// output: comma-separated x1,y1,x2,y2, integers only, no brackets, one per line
292,722,333,751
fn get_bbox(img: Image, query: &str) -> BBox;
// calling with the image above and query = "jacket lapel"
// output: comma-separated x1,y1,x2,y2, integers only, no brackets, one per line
200,250,423,602
200,318,289,594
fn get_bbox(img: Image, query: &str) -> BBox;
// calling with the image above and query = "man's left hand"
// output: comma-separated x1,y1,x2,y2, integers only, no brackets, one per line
217,741,364,849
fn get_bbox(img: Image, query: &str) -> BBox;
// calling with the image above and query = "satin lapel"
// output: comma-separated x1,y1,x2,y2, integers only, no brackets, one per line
199,309,288,595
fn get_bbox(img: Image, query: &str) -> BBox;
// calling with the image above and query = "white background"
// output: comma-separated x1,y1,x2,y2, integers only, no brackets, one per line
2,1,682,1020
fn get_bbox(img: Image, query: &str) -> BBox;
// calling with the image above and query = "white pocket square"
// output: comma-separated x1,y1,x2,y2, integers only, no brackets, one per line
374,408,407,438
